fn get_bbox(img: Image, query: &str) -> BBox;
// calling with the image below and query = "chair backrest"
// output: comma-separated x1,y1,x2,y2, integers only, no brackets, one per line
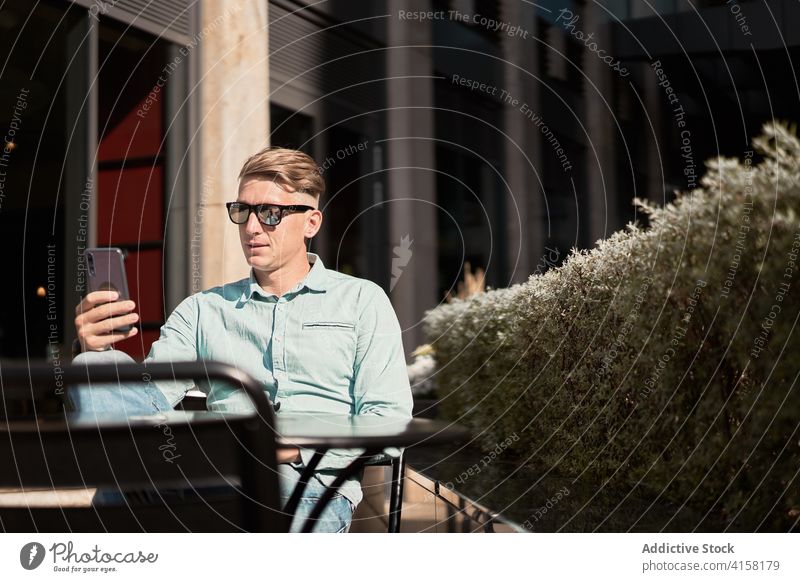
0,361,288,532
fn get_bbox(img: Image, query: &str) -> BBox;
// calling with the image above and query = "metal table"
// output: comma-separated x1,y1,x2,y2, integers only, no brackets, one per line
23,410,467,532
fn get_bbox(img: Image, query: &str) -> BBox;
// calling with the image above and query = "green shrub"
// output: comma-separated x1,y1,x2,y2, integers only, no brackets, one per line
425,124,800,531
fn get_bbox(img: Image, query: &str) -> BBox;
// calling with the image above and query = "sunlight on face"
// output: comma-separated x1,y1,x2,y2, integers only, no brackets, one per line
235,177,319,275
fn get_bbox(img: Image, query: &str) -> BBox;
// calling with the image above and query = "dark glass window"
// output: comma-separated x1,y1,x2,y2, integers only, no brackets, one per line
0,0,84,359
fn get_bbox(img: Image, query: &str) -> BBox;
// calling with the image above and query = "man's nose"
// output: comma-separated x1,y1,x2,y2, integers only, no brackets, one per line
245,211,262,234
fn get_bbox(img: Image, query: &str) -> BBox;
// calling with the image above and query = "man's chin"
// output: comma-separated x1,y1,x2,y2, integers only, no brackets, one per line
244,255,272,270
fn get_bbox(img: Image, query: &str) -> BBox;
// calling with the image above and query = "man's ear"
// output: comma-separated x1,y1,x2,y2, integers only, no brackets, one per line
304,209,323,238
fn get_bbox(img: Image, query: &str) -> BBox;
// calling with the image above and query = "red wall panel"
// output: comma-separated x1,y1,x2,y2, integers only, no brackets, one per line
125,248,163,325
98,95,162,161
97,165,164,245
97,90,165,361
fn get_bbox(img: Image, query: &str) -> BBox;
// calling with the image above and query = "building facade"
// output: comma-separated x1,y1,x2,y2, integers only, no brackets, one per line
1,0,796,362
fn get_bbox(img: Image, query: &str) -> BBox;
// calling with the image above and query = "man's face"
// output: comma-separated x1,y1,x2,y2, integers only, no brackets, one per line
235,177,322,274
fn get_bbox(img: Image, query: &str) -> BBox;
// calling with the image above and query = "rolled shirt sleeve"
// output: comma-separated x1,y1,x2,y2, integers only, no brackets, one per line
143,295,199,407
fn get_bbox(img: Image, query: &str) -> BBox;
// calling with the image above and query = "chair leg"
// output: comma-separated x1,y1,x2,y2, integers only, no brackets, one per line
387,451,405,533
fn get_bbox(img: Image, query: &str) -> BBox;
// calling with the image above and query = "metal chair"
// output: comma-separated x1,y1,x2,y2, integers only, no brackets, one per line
0,362,288,532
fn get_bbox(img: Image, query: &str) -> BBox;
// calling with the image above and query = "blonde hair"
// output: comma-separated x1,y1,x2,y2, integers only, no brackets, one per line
238,147,325,200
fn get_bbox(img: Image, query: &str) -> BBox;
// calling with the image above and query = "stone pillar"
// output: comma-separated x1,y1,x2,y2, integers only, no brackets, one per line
630,3,648,18
198,0,270,289
583,5,619,243
164,42,191,312
643,61,667,204
386,0,437,358
500,0,542,283
62,16,95,355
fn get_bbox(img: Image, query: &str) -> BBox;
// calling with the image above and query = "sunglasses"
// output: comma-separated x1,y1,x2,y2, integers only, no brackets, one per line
226,202,314,226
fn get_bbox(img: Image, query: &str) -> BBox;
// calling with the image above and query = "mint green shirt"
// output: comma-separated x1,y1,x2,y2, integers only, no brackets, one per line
146,253,413,505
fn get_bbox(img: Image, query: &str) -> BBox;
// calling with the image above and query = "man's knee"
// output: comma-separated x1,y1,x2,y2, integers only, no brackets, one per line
68,350,165,414
72,349,135,366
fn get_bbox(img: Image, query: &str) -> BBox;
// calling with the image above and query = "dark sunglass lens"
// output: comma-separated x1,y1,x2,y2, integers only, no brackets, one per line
229,204,250,223
257,206,281,226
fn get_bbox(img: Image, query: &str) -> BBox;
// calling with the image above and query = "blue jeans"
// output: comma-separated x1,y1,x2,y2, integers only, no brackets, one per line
69,351,355,533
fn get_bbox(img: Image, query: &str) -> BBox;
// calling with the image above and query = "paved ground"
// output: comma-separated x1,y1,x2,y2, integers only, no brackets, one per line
0,487,95,507
0,466,482,533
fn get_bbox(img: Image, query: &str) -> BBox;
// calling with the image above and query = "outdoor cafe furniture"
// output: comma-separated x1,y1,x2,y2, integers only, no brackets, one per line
0,362,466,532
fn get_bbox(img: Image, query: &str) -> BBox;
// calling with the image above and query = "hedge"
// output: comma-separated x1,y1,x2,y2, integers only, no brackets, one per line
424,124,800,531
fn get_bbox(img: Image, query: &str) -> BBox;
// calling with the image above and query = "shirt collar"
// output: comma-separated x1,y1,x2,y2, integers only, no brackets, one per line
243,252,328,302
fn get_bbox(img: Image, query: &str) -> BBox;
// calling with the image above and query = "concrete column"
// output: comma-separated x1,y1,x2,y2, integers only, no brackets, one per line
309,126,330,263
643,62,667,204
583,5,619,243
386,0,437,358
499,0,542,284
631,2,654,18
62,15,95,355
198,0,270,289
164,42,190,312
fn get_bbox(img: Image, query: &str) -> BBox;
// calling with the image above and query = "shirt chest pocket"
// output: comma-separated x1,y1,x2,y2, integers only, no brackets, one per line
300,321,357,358
292,320,358,381
302,321,356,331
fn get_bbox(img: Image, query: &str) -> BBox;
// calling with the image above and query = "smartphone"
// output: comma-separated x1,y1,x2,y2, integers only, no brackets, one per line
85,247,133,333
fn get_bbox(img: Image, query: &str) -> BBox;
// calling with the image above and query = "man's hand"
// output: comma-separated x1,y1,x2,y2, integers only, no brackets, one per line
74,291,139,352
277,447,301,464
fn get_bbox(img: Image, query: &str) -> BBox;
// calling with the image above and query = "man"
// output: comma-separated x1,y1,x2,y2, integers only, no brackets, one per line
71,147,413,532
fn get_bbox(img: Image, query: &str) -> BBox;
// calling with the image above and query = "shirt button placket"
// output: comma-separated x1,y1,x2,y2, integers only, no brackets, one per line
273,300,285,382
